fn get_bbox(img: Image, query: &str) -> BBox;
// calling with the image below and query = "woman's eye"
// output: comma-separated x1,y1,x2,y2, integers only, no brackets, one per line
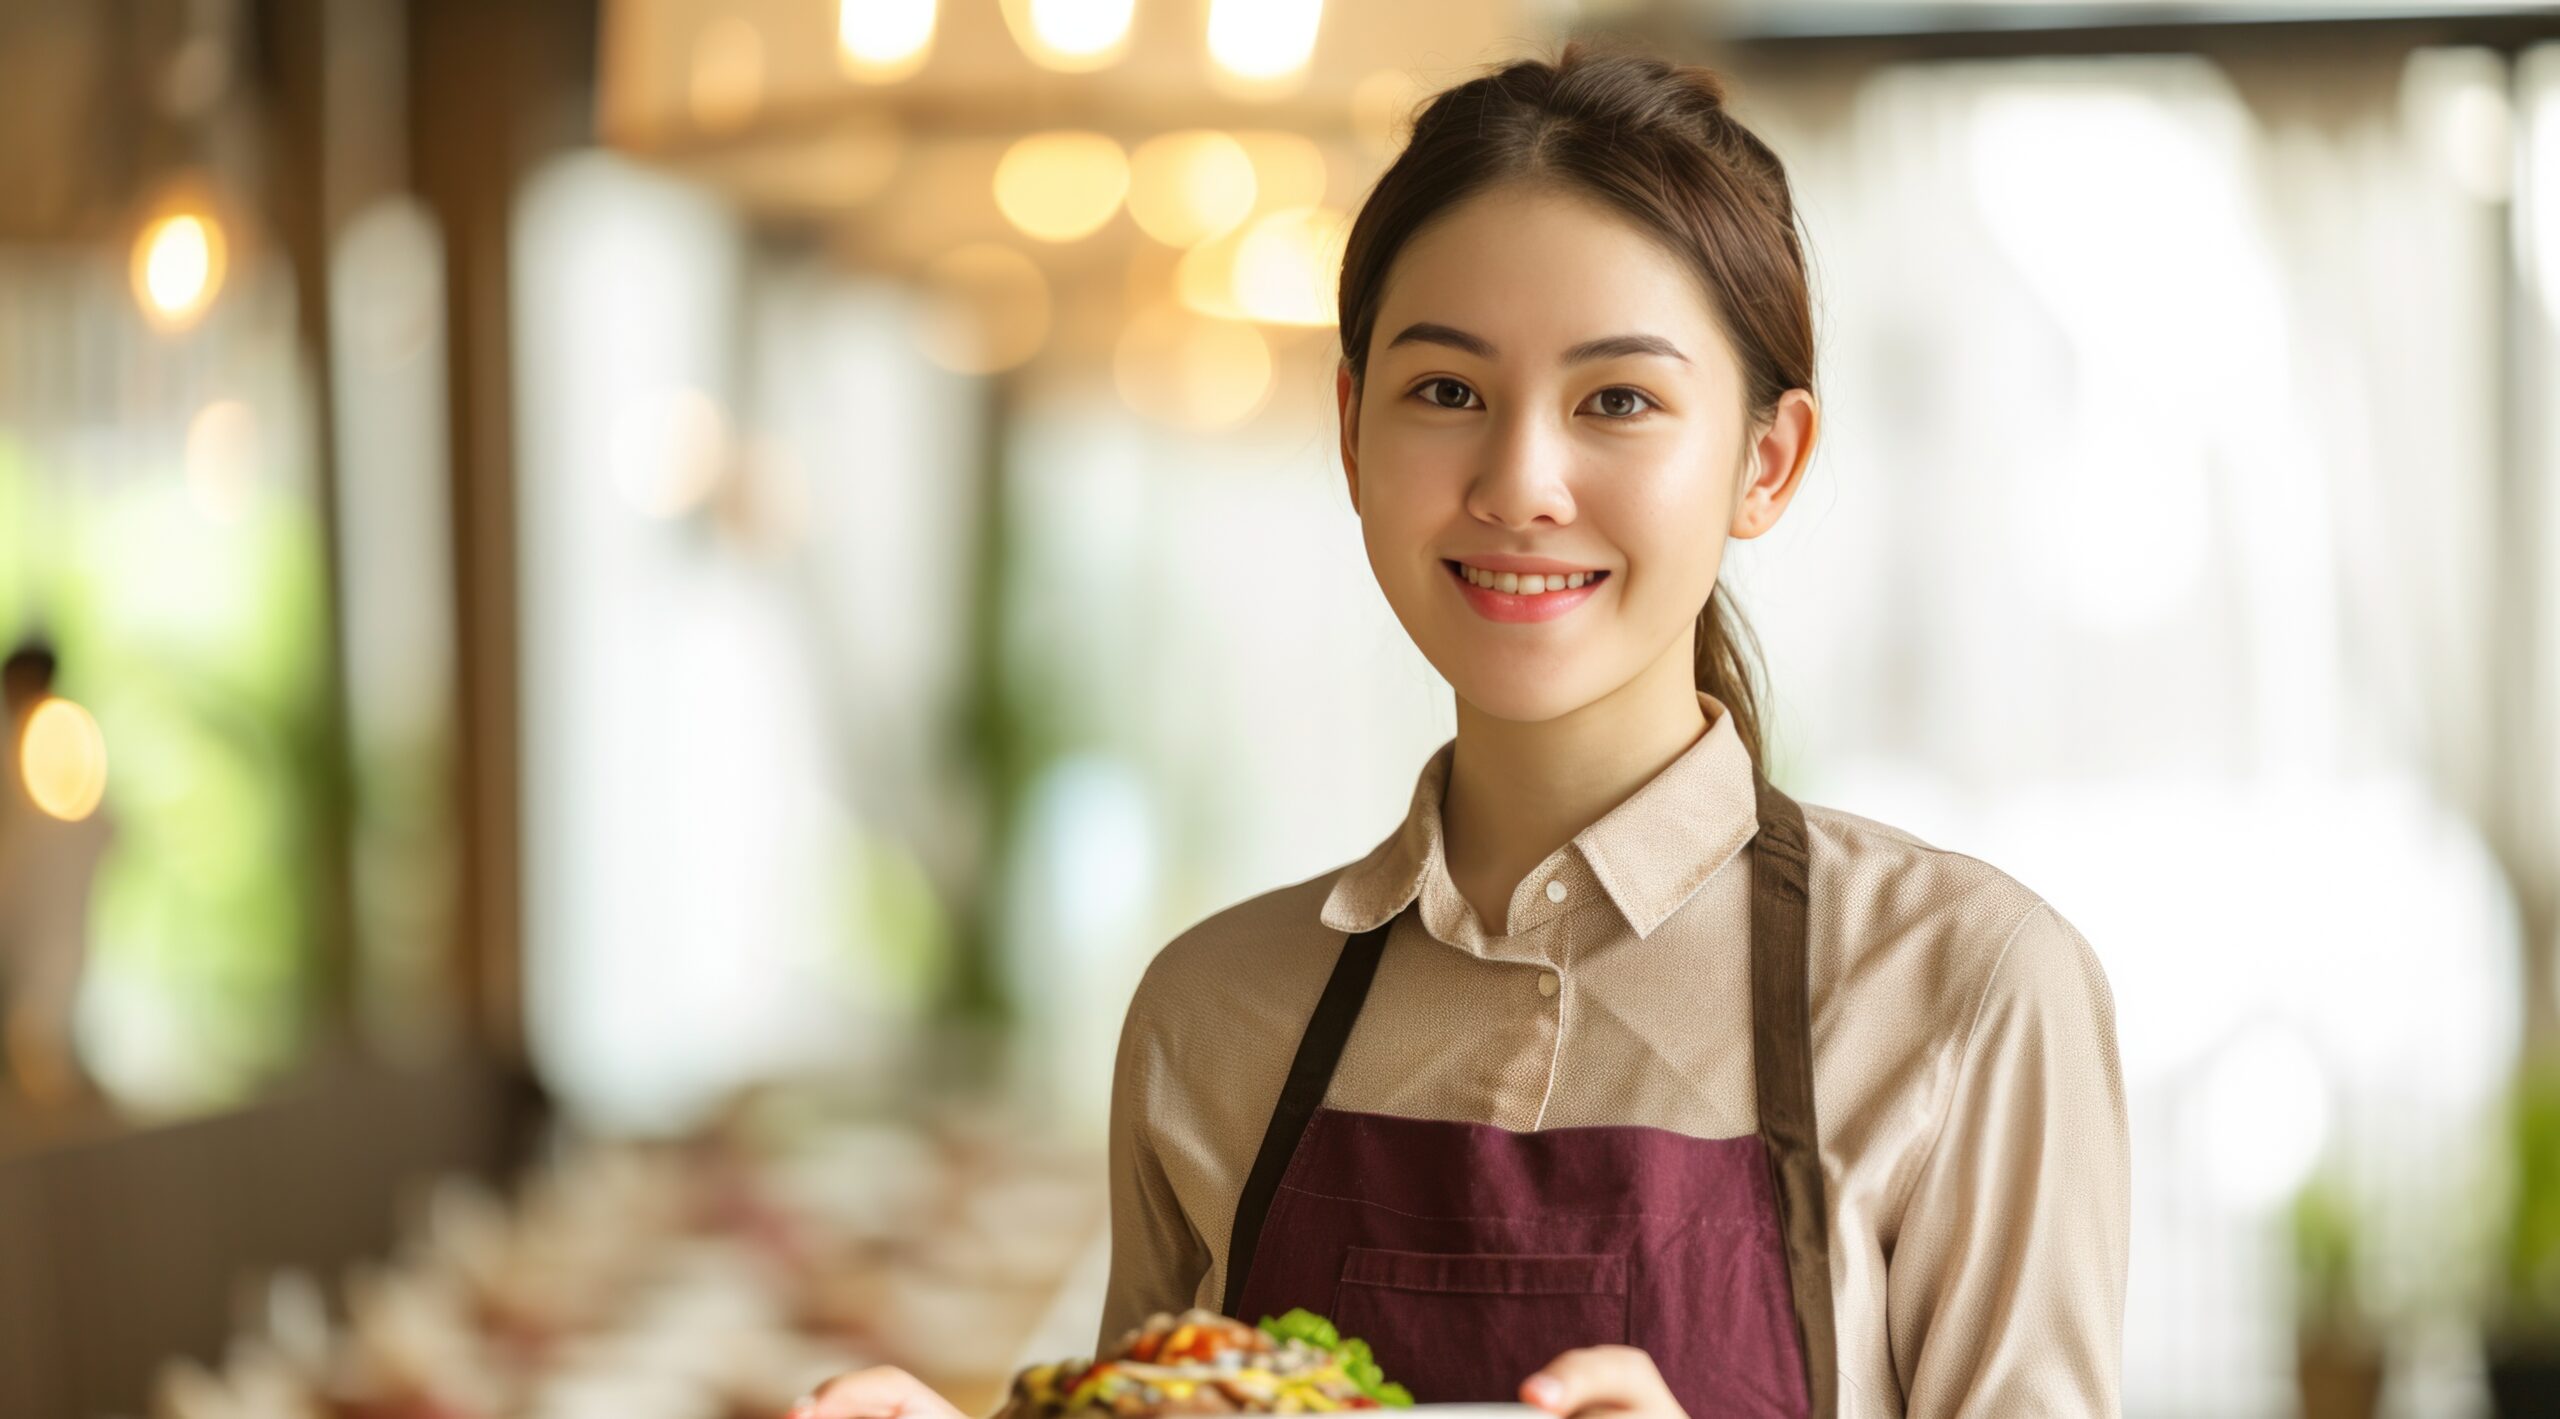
1407,381,1652,417
1587,387,1655,419
1415,377,1479,410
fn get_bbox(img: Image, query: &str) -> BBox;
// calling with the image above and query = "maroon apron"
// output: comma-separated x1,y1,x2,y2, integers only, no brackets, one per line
1222,771,1836,1418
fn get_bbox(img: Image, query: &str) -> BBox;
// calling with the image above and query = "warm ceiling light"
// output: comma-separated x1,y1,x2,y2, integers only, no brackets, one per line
132,210,226,331
838,0,935,81
1001,0,1135,71
1206,0,1323,83
994,131,1129,242
1126,131,1257,247
916,243,1051,373
19,696,108,823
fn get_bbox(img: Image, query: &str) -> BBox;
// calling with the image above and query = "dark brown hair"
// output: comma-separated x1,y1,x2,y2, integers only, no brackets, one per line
1336,41,1814,772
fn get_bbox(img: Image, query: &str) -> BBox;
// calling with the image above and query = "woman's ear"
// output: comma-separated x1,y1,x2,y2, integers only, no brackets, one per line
1336,362,1362,514
1731,388,1817,539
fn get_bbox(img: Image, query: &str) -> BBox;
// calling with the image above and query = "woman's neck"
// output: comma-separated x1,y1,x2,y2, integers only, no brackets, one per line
1440,650,1713,938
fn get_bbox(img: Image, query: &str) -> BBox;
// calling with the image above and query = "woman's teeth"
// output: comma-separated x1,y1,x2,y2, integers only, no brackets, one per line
1456,563,1603,595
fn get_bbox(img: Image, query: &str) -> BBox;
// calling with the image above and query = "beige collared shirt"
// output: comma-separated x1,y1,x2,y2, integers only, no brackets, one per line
1099,691,2129,1417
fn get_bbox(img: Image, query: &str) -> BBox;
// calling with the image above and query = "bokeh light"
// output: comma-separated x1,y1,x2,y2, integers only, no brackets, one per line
1126,131,1258,247
994,132,1130,242
1001,0,1135,72
131,210,226,331
20,696,109,823
1206,0,1323,84
837,0,936,81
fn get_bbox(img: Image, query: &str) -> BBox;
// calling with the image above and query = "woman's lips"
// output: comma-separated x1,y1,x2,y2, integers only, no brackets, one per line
1444,559,1610,623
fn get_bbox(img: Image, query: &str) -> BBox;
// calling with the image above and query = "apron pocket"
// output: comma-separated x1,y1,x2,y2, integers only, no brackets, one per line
1330,1247,1630,1405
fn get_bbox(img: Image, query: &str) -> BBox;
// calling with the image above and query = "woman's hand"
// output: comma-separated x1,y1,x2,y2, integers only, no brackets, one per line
1519,1346,1689,1419
789,1365,974,1419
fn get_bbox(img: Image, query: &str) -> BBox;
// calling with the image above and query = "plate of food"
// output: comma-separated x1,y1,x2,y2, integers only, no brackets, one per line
997,1307,1534,1419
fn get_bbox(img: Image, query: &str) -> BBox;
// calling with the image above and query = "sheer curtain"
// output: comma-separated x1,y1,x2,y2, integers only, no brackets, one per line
1728,40,2559,1414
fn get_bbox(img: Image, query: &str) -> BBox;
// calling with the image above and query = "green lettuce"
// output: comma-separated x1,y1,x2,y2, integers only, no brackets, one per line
1255,1309,1415,1408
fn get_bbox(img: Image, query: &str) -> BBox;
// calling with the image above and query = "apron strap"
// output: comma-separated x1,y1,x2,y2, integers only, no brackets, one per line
1750,772,1837,1419
1222,915,1394,1318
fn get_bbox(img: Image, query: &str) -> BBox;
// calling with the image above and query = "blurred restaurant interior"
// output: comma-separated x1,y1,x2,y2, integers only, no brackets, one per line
3,0,2560,1415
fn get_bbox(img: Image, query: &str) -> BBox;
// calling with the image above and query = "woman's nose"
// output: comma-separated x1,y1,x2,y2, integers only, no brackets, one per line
1466,410,1576,529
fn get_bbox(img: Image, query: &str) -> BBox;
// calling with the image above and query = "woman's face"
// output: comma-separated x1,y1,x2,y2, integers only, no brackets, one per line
1338,182,1813,725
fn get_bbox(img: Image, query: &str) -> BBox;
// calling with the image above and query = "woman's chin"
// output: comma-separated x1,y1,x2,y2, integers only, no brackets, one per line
1441,667,1610,726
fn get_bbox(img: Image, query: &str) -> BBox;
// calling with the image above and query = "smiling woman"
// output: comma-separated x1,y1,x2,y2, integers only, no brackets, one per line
803,39,2127,1419
1331,55,1819,764
1337,177,1812,736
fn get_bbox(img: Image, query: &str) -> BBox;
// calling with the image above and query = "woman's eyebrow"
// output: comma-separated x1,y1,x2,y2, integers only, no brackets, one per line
1383,322,1688,365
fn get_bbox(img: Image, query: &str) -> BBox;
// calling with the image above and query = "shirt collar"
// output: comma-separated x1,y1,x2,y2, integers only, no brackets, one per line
1317,690,1763,953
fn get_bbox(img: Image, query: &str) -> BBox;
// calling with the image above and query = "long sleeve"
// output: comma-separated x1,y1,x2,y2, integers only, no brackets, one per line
1886,901,2131,1415
1096,970,1212,1354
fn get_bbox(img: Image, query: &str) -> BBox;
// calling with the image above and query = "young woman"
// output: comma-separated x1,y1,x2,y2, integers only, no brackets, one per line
806,42,2128,1419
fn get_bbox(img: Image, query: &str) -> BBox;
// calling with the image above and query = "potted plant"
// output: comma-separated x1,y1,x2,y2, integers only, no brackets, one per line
2486,1057,2560,1413
2291,1167,2384,1419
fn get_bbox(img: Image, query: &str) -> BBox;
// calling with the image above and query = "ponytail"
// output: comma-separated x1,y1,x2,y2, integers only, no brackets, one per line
1693,586,1768,774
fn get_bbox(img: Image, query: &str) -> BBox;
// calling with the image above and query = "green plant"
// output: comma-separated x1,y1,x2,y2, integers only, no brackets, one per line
2497,1057,2560,1336
2291,1167,2366,1338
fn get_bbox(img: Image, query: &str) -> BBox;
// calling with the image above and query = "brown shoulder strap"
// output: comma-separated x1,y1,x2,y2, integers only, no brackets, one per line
1221,914,1396,1318
1750,772,1836,1418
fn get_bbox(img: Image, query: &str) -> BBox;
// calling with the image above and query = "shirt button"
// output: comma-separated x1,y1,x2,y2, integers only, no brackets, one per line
1545,879,1568,903
1537,970,1559,998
